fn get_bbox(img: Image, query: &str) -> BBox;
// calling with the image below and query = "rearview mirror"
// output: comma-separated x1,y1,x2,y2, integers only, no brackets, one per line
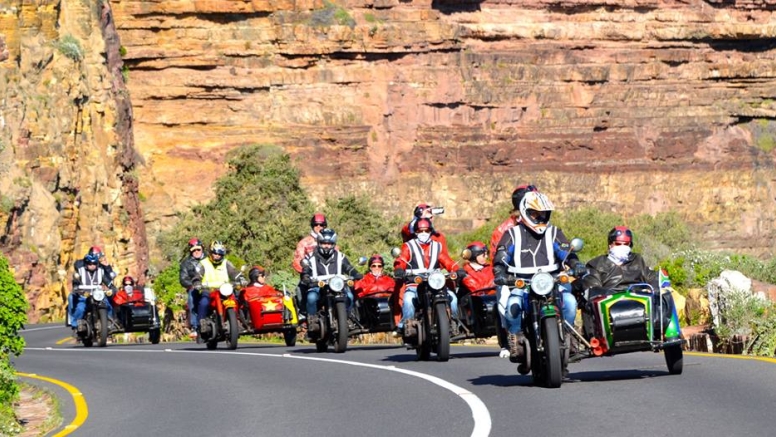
390,247,401,258
570,238,584,252
357,256,368,266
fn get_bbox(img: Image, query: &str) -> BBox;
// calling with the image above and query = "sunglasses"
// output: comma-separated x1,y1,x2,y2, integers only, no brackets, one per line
370,264,383,268
612,242,630,246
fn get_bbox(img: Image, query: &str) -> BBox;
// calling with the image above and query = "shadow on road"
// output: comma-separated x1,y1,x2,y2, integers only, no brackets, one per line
468,368,671,387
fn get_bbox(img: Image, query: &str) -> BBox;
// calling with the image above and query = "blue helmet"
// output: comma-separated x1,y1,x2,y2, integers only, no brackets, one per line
84,253,99,264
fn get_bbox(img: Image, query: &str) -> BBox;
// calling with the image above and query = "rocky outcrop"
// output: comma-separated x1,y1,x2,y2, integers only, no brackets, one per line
0,1,147,321
107,0,776,260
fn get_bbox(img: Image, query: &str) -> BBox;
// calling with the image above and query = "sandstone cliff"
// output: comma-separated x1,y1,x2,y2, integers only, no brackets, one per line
110,0,776,257
4,0,776,320
0,0,147,321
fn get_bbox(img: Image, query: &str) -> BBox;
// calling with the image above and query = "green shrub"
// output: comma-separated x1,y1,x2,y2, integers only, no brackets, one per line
0,254,28,436
53,34,83,62
309,1,355,28
153,264,185,311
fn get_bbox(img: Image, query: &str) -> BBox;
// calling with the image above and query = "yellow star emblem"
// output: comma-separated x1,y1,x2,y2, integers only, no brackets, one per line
262,300,280,311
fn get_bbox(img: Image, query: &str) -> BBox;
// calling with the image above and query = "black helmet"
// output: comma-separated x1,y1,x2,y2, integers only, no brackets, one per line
462,241,488,261
317,229,337,257
249,265,266,283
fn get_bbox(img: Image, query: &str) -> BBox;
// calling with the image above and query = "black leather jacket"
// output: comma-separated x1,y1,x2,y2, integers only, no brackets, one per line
580,252,658,293
179,255,205,290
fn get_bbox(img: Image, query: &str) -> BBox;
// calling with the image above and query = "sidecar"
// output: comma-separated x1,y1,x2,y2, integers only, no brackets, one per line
240,288,298,346
578,281,684,375
453,287,500,342
114,287,162,344
349,291,395,337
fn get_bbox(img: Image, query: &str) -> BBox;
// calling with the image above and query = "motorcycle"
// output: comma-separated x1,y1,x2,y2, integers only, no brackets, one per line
503,238,585,388
399,269,457,362
568,269,684,375
306,274,354,353
238,284,299,346
198,283,240,350
66,282,112,348
113,286,162,344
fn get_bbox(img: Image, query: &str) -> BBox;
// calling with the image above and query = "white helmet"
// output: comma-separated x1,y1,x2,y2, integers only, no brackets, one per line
519,191,555,235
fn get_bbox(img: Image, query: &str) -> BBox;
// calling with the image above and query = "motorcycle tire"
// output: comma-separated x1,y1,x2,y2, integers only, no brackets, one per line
283,328,297,347
225,308,239,350
148,328,161,345
664,344,683,375
542,317,563,388
97,308,109,348
435,302,450,362
416,319,431,361
333,301,348,353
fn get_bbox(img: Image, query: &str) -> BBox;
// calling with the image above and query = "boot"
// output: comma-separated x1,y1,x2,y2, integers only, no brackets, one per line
508,332,526,364
76,319,88,334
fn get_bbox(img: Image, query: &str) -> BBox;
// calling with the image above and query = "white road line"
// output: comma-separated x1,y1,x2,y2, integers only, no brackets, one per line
26,347,492,437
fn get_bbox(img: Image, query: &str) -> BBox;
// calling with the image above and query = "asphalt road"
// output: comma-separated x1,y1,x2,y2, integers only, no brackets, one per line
14,324,776,437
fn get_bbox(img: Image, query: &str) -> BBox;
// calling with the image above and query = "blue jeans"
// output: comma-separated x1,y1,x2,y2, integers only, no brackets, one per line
306,287,354,316
188,289,199,329
399,286,458,329
499,285,576,334
69,293,114,328
196,291,211,327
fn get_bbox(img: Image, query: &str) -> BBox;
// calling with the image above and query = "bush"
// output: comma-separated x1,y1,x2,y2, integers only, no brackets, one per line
0,254,28,436
52,34,83,62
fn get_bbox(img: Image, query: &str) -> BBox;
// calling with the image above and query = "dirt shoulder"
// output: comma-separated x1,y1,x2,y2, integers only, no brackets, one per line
14,383,60,437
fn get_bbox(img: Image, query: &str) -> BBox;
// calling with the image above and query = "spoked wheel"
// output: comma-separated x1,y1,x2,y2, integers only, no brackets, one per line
333,301,348,353
542,317,563,388
225,308,239,350
664,343,684,375
434,302,450,362
97,308,109,347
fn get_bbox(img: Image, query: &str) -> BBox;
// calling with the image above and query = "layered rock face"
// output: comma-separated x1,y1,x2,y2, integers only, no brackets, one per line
112,0,776,258
0,1,147,321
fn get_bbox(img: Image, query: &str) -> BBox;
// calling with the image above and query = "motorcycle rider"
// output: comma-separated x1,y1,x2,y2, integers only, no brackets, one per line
300,229,363,334
179,238,206,339
493,191,587,363
354,254,396,300
196,240,241,339
575,226,678,336
393,218,464,336
293,213,330,319
401,203,449,254
69,252,116,332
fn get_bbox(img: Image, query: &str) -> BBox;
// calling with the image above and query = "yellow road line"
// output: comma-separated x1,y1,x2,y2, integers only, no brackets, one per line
17,372,88,436
686,351,776,364
55,337,74,345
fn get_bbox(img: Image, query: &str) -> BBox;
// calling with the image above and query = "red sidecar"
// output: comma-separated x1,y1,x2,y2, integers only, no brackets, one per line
239,284,299,346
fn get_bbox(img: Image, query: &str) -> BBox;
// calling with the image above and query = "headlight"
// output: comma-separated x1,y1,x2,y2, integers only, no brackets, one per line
428,272,446,290
531,272,555,296
329,276,345,292
219,283,234,297
93,288,105,302
144,287,156,302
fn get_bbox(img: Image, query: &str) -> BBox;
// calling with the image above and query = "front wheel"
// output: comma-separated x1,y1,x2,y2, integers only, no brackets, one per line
434,302,450,362
148,328,161,344
97,308,109,347
664,344,683,375
333,301,348,353
542,317,563,388
284,328,297,347
225,308,239,350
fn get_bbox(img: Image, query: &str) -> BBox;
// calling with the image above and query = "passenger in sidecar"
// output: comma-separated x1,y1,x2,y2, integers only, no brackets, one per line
113,276,162,344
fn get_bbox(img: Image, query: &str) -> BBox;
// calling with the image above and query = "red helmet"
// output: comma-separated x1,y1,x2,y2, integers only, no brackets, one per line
122,276,135,286
368,254,384,267
608,226,633,247
462,241,488,261
88,245,104,259
414,218,433,233
188,238,204,252
310,213,327,229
